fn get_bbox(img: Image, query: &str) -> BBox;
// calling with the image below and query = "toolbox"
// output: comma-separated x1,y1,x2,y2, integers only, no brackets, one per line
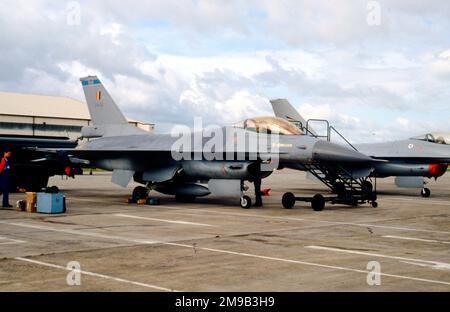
36,192,65,214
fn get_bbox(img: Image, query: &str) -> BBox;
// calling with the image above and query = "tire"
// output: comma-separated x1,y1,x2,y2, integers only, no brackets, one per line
311,194,325,211
132,186,149,201
371,201,378,208
421,188,431,198
240,195,252,209
282,192,296,209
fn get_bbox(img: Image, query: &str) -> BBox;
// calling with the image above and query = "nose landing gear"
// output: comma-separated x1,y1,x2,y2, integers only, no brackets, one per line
421,187,431,198
240,195,252,209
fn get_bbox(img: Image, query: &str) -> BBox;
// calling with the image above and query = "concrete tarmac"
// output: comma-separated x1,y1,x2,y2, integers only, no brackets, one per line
0,170,449,291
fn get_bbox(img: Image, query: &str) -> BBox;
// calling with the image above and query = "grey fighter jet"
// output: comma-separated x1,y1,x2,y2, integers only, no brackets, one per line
52,76,381,210
271,99,450,198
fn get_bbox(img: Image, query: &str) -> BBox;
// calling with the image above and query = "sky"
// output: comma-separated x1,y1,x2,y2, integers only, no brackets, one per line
0,0,449,143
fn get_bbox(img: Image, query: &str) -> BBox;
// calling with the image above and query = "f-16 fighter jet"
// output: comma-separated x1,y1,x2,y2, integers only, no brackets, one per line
271,99,450,200
48,76,381,210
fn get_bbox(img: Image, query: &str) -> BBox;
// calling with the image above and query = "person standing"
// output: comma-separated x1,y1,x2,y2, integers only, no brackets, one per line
0,148,12,208
253,178,263,207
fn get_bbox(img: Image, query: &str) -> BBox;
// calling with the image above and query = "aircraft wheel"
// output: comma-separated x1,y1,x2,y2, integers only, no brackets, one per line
240,195,252,209
282,192,296,209
132,186,149,201
362,181,373,193
421,188,431,198
311,194,325,211
371,201,378,208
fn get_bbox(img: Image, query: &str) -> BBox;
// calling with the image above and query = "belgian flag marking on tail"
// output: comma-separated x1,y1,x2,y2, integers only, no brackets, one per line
96,91,102,101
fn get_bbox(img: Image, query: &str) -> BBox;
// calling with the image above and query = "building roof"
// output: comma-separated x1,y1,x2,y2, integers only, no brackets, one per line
0,91,153,126
0,91,90,120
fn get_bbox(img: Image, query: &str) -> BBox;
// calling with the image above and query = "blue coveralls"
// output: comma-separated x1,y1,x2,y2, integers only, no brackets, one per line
0,158,11,207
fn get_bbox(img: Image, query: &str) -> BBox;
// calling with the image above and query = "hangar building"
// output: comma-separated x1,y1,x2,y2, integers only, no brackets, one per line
0,91,154,139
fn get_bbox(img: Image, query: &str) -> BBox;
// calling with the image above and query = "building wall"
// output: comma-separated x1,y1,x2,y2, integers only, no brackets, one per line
0,114,90,139
0,92,155,139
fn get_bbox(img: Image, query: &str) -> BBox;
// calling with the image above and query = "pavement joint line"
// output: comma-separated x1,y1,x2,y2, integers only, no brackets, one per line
2,220,450,286
383,235,450,245
144,205,450,235
306,245,450,270
0,221,160,245
14,257,177,292
0,236,26,244
114,213,216,227
386,197,450,206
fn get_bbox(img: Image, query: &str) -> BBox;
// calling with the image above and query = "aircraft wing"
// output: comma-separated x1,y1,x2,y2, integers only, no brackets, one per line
0,135,78,149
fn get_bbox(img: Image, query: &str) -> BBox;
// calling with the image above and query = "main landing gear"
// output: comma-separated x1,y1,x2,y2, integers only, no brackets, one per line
132,186,149,202
131,183,259,209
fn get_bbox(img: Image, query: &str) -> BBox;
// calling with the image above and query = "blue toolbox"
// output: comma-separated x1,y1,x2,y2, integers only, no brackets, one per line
36,193,65,214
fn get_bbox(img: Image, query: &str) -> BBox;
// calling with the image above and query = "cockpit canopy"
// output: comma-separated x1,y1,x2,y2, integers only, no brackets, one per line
412,133,450,144
233,116,303,135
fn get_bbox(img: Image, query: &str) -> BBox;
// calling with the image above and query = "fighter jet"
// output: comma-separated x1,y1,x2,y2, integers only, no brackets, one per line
48,76,381,210
271,99,450,198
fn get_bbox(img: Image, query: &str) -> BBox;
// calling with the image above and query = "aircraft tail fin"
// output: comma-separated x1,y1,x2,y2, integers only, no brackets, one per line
80,76,128,125
270,99,317,136
80,76,145,137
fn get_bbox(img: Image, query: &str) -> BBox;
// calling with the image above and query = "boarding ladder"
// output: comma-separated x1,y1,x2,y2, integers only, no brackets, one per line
284,119,377,209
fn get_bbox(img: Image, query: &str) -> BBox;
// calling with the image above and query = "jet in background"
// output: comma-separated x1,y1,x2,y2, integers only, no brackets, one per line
48,76,381,210
271,99,450,198
0,135,82,191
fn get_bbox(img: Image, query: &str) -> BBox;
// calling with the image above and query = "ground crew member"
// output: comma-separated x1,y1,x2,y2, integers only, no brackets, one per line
254,178,263,207
0,148,12,208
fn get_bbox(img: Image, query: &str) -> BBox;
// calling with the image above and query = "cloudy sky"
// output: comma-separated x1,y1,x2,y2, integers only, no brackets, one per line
1,0,449,142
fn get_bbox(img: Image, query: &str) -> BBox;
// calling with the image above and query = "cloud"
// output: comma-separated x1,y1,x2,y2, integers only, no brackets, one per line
0,0,449,142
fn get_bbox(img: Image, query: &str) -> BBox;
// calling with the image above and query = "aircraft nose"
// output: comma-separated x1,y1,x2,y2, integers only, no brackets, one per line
312,140,373,163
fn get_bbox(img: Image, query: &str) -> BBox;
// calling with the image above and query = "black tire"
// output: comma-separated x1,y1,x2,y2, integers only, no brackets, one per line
421,188,431,198
175,195,196,203
311,194,325,211
240,195,252,209
132,186,149,201
371,201,378,208
282,192,296,209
